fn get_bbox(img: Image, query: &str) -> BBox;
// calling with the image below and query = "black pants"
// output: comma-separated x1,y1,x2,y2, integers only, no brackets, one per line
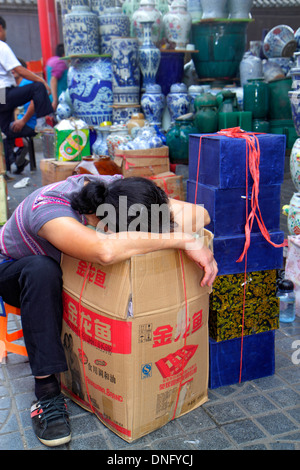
0,256,68,377
0,83,53,171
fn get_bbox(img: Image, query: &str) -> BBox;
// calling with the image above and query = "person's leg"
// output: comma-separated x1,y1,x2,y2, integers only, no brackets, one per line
3,83,53,119
0,256,70,447
5,125,36,173
0,256,68,376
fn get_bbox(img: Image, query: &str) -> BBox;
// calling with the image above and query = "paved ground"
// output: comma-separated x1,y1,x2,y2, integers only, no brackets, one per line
0,137,299,451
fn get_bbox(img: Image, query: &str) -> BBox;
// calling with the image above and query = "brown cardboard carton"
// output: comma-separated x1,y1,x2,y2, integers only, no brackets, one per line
40,158,79,186
60,231,212,442
148,171,185,201
114,146,170,177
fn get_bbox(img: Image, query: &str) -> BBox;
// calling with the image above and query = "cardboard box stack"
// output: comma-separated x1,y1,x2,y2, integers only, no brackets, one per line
0,131,8,226
187,132,286,388
114,146,170,177
60,231,213,442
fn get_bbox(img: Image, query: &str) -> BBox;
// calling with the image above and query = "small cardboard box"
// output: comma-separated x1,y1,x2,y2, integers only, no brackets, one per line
114,146,170,177
148,171,185,201
209,270,279,342
40,158,79,186
60,231,212,442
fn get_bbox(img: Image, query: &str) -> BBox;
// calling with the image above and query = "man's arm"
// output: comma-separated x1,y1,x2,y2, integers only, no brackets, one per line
50,75,58,111
13,65,51,94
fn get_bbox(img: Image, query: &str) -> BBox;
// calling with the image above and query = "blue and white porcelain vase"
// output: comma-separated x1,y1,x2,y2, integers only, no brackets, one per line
188,85,203,112
92,125,111,156
111,37,140,105
64,5,100,56
166,82,190,124
90,0,115,15
141,84,165,127
99,7,130,54
132,0,163,45
138,20,161,89
112,104,141,124
68,56,113,125
163,0,192,50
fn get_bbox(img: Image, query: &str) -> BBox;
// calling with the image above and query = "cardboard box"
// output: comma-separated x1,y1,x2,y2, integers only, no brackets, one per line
0,174,8,226
148,171,185,201
40,158,79,186
209,270,279,342
188,133,285,188
209,330,275,389
114,146,170,177
0,132,6,175
213,230,284,275
187,180,281,237
60,232,212,442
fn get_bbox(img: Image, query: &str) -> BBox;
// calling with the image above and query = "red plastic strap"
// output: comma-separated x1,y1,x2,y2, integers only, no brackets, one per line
172,250,188,420
78,262,95,413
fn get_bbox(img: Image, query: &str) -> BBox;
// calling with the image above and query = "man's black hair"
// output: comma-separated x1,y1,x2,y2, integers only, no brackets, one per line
55,43,65,57
0,17,6,30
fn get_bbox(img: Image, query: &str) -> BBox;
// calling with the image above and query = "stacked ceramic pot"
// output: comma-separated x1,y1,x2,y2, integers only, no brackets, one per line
111,37,141,123
60,1,115,127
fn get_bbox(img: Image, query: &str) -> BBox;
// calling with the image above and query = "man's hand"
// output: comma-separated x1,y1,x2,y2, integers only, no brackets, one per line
10,119,25,133
184,241,218,287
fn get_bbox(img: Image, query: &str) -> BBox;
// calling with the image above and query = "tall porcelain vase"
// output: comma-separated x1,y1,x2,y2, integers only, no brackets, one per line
163,0,192,50
68,56,113,125
138,20,161,88
111,37,140,105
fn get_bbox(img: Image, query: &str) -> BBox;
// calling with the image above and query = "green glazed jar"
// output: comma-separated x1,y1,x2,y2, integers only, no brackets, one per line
252,119,270,133
194,93,218,133
166,114,198,164
243,78,269,119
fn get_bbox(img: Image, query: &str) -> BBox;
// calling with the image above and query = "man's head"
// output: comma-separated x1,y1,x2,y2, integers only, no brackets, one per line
55,43,65,57
0,17,6,42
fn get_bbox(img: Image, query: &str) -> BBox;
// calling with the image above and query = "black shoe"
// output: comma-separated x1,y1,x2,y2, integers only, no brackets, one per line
31,393,71,447
4,173,15,182
13,159,30,174
15,146,29,166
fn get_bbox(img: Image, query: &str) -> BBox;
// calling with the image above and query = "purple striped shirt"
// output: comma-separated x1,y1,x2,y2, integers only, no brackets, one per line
0,174,122,263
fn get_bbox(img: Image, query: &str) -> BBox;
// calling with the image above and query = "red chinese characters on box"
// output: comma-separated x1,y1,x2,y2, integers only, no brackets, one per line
153,309,203,348
62,291,132,354
76,261,107,289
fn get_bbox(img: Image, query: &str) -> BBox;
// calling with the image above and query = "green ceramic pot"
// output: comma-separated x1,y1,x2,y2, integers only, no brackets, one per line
194,93,218,133
252,119,270,133
191,21,248,79
166,116,198,164
268,77,292,120
243,78,269,119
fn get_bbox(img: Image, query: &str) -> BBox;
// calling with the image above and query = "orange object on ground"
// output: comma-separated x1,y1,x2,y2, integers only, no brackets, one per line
0,299,27,363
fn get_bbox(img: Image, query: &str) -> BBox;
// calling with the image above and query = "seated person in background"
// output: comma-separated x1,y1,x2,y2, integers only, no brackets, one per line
46,44,68,111
7,58,37,174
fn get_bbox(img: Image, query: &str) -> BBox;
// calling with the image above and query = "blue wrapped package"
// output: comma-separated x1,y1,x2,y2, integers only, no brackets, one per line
213,231,284,275
187,180,281,237
209,330,275,389
188,133,286,189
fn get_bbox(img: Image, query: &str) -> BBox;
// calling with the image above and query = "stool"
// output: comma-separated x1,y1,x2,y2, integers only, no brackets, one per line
25,136,36,171
0,298,27,363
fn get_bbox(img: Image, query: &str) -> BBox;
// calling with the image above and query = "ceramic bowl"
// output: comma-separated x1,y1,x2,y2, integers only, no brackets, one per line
289,90,300,136
268,57,295,76
263,25,297,58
